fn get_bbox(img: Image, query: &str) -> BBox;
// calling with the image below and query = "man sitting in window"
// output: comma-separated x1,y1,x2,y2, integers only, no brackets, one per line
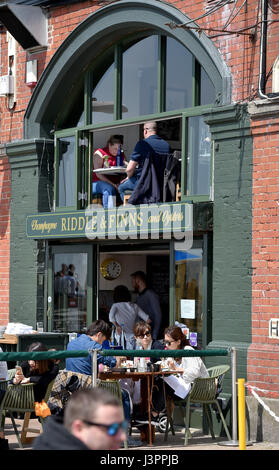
118,121,170,204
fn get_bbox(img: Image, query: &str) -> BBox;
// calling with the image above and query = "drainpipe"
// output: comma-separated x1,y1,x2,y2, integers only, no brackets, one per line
258,0,279,99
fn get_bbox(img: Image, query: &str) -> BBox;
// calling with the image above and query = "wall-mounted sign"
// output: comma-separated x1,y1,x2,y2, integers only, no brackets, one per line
180,299,195,319
26,202,193,241
269,318,279,338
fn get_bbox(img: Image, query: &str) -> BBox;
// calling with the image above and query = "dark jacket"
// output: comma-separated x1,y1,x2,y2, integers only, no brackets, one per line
21,361,59,402
163,151,181,202
33,415,89,450
128,151,168,205
150,339,165,363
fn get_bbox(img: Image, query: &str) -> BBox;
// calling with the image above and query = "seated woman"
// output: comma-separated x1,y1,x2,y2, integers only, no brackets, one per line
134,321,164,360
125,322,164,416
136,325,208,425
0,342,59,449
92,134,126,209
13,342,59,403
109,287,151,350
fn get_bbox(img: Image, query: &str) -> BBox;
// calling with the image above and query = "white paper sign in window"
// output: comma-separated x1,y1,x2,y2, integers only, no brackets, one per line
180,299,195,319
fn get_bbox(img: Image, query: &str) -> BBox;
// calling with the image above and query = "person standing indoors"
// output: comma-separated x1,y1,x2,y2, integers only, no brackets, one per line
109,285,151,349
118,121,170,202
131,271,162,340
92,134,125,209
33,388,127,450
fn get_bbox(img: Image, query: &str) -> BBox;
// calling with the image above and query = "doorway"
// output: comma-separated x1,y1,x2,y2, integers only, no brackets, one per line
98,244,170,339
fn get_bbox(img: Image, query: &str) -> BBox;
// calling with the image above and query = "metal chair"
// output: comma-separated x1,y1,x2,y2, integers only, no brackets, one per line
0,379,55,448
164,365,231,445
97,379,128,449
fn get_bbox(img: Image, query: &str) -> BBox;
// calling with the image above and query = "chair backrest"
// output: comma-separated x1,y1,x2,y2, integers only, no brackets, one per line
97,379,122,403
190,365,231,403
207,365,230,378
0,383,35,413
189,376,219,402
7,368,16,381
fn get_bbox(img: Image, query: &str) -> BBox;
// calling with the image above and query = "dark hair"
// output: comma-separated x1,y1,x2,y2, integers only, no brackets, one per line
107,134,123,146
164,326,189,349
87,319,112,339
133,321,151,337
64,388,121,432
113,285,131,303
131,271,147,283
27,342,51,374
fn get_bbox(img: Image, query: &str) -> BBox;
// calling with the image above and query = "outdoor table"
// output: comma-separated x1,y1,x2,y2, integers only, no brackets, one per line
99,369,182,446
93,166,127,175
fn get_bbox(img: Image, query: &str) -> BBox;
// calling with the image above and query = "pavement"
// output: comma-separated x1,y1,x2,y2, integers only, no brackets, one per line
4,416,279,451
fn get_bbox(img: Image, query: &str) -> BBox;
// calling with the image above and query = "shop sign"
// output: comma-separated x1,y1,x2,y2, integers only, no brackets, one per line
269,318,279,339
26,202,193,242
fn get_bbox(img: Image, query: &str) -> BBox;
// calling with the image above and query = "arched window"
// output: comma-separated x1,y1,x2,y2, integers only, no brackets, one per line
54,34,215,210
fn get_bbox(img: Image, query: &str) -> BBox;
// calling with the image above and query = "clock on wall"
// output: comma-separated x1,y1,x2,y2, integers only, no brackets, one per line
100,258,122,280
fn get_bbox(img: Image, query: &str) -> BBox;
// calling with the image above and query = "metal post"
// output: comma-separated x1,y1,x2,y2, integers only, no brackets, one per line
238,378,246,450
92,350,98,388
218,347,238,446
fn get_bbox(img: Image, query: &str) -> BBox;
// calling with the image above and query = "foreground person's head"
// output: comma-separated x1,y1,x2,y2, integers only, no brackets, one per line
64,388,126,450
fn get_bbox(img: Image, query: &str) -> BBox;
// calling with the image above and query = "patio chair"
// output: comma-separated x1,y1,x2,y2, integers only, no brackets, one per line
97,379,128,449
164,365,231,445
0,379,55,448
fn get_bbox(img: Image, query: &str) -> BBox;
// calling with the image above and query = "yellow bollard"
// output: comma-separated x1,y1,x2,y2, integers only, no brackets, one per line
238,378,246,450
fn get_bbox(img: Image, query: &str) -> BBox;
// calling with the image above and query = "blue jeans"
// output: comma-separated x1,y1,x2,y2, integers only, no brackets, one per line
121,388,131,421
92,181,116,209
118,175,139,202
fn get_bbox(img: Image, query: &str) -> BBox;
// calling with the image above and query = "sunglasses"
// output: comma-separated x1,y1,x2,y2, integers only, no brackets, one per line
136,332,151,339
164,340,176,346
82,420,128,436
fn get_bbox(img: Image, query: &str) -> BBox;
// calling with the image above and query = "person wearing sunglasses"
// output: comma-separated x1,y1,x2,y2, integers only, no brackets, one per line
136,325,208,426
132,322,165,426
33,388,126,450
134,321,164,358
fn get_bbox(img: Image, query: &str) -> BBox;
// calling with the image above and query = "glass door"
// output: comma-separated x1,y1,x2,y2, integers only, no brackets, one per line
171,234,212,348
47,244,95,333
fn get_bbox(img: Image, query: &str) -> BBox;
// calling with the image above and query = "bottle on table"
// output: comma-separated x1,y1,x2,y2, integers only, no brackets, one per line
116,145,123,166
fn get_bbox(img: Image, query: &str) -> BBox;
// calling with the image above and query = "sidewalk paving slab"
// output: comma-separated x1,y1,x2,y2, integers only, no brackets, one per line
4,417,279,451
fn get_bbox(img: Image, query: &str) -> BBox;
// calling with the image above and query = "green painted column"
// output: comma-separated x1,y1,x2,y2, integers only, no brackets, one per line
7,139,54,328
203,103,253,384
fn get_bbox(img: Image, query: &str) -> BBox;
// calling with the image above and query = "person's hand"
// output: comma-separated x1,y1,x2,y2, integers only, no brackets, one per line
166,359,176,370
116,325,122,335
20,377,30,384
13,374,24,384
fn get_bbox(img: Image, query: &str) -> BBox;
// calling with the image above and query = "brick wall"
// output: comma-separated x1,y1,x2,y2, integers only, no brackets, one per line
249,107,279,398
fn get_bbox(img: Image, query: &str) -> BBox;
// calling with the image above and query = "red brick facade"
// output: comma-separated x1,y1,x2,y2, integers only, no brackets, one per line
1,0,279,398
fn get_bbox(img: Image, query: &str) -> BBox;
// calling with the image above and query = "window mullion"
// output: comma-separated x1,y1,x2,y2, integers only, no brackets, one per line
158,35,166,113
84,70,93,126
114,44,122,121
181,114,188,199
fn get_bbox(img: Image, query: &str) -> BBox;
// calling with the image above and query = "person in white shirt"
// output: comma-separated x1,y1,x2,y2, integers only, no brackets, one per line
109,285,151,349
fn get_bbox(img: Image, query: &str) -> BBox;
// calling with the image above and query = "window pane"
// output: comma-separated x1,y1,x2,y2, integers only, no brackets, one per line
92,63,115,124
200,66,216,105
58,136,76,207
122,36,158,118
166,37,193,111
53,253,87,333
175,241,204,348
187,116,211,195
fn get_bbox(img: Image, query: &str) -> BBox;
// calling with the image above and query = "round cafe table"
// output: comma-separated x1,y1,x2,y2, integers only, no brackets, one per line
99,369,182,446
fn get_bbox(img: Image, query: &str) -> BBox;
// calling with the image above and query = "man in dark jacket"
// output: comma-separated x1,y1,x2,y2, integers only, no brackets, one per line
118,121,170,203
33,388,126,450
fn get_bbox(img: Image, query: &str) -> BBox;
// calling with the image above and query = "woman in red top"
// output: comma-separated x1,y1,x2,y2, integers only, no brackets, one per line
92,135,124,208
